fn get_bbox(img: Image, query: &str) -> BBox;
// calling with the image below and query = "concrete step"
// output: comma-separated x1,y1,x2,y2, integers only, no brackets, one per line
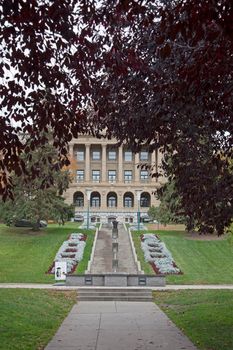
78,296,152,301
78,290,152,296
78,288,152,292
77,288,153,301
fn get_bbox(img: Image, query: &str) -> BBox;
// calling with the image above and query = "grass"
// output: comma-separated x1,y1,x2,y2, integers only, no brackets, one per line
0,223,96,283
131,230,154,274
154,290,233,350
75,227,95,274
131,229,233,284
0,289,76,350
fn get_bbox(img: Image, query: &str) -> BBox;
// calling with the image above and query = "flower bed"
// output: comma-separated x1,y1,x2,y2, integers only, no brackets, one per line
48,233,86,274
141,233,181,274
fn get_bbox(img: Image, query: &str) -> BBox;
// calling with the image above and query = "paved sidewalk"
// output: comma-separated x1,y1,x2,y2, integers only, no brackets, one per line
45,301,198,350
0,283,233,290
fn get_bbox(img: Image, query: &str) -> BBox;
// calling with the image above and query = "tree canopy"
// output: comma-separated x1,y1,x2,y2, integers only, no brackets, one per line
1,0,233,233
0,141,73,229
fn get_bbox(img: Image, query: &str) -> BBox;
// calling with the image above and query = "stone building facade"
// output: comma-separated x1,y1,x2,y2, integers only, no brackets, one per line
64,135,165,223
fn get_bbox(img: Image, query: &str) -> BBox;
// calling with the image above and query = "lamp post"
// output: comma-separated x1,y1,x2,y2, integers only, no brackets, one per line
86,189,92,229
136,190,142,232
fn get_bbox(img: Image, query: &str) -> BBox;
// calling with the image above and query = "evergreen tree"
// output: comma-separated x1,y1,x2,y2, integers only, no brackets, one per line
0,143,73,230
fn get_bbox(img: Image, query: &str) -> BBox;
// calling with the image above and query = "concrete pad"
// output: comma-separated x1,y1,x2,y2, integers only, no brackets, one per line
45,300,198,350
75,300,117,313
115,301,160,313
99,313,137,330
96,330,144,350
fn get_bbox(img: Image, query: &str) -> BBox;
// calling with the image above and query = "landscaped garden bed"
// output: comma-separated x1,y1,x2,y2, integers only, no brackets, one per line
141,233,181,275
48,233,87,274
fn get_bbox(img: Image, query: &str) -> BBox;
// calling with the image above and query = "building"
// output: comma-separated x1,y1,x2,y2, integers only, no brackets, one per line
64,135,166,224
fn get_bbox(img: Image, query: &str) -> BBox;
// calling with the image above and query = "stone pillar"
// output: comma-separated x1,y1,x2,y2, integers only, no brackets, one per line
118,145,123,182
151,150,156,182
134,152,140,182
102,144,107,182
69,143,73,159
157,148,165,183
85,144,90,182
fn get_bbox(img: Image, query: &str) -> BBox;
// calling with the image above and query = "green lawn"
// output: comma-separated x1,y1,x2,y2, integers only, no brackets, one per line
132,229,233,284
131,230,154,274
0,223,95,283
154,290,233,350
0,289,76,350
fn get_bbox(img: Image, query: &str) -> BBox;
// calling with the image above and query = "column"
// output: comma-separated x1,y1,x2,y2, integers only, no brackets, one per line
134,152,140,182
157,148,165,183
151,150,156,182
85,144,90,182
68,143,73,159
118,145,123,182
102,144,107,182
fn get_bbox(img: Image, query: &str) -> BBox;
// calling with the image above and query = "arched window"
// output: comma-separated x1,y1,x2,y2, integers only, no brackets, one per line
73,192,84,207
107,192,117,207
140,192,151,207
90,192,101,207
123,192,134,208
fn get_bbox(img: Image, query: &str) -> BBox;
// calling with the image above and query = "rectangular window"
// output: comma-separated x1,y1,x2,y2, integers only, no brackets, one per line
124,170,132,183
140,170,149,181
77,150,84,161
124,150,132,161
108,170,116,183
140,151,148,161
108,150,117,160
92,170,100,182
92,150,101,160
76,170,84,182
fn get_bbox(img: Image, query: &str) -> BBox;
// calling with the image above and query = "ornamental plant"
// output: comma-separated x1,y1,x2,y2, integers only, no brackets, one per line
141,233,180,274
51,233,86,274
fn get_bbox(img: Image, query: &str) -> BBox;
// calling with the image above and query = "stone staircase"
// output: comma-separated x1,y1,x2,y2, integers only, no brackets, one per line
77,288,153,302
90,223,138,274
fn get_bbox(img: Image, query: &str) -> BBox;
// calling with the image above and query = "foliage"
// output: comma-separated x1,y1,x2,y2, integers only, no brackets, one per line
0,142,73,229
0,289,76,350
154,290,233,350
148,180,187,226
1,1,233,233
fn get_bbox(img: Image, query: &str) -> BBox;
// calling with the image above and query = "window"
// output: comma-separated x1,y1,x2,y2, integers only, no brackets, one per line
124,196,133,207
108,170,116,183
107,193,117,207
124,170,132,183
124,192,134,207
91,192,101,207
92,150,101,160
124,150,132,161
108,150,117,160
140,193,151,207
77,150,84,161
92,170,100,182
73,192,84,207
140,170,149,181
140,151,148,161
76,170,84,182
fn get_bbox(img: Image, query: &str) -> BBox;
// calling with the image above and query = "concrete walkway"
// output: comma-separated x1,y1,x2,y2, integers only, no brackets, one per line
45,301,197,350
90,223,138,274
1,283,233,290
